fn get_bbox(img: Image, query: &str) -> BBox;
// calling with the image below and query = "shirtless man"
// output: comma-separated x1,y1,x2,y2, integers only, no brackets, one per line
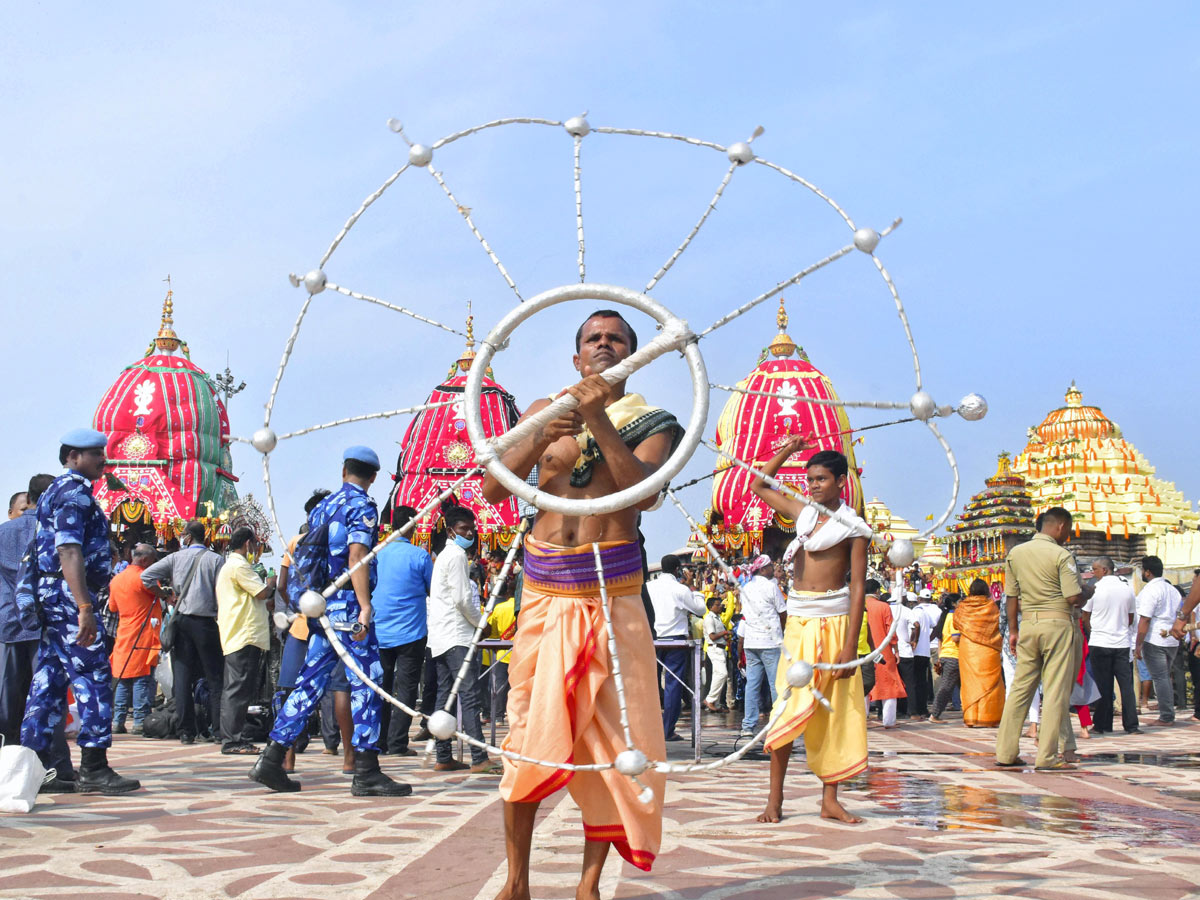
482,309,681,900
749,434,869,824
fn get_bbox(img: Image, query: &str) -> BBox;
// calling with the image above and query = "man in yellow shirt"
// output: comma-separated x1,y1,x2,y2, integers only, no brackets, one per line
486,592,517,720
929,605,960,723
216,526,276,755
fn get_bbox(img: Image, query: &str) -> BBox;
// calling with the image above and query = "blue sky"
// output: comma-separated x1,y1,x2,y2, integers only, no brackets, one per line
3,3,1197,560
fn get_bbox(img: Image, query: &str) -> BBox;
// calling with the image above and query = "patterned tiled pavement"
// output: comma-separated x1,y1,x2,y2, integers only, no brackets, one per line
3,710,1200,899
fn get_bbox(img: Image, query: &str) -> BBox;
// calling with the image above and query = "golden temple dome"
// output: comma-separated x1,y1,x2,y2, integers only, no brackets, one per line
1012,383,1197,539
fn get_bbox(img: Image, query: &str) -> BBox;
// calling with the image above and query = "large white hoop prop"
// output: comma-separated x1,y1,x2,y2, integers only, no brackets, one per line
464,283,709,517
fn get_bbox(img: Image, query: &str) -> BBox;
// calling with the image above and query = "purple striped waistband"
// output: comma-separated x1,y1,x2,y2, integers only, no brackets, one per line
522,540,644,596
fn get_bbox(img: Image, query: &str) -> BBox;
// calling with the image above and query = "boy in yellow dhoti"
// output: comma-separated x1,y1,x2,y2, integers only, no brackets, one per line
750,435,870,824
482,309,682,900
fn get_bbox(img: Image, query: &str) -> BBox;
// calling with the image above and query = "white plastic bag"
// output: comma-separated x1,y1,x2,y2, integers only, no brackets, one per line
0,743,48,813
156,651,174,695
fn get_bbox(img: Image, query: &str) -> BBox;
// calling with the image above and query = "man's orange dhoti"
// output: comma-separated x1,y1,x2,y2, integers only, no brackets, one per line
763,588,868,783
500,538,666,871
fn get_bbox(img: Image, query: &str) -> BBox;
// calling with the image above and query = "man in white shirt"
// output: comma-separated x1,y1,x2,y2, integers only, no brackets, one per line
915,589,941,714
1081,556,1140,735
647,555,706,740
735,556,786,738
1135,555,1182,726
892,593,921,719
702,596,729,712
427,508,494,771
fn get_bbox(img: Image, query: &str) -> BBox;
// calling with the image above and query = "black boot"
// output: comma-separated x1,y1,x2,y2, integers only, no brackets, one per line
77,747,141,794
249,741,300,793
351,750,412,797
39,771,76,794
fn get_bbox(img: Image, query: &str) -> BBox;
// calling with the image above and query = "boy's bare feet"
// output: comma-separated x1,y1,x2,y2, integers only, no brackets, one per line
820,793,863,824
756,800,783,823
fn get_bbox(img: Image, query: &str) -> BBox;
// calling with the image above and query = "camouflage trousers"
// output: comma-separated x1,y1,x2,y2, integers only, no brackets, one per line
21,611,113,751
269,617,384,752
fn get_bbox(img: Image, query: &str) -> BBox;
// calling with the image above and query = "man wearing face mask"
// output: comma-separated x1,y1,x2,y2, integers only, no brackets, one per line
250,446,411,798
427,506,496,773
215,527,276,754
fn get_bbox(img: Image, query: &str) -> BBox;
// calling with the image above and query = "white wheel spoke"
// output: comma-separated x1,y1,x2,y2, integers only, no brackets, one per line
324,282,468,336
319,163,411,268
645,163,737,292
426,166,524,302
699,242,856,337
574,135,586,282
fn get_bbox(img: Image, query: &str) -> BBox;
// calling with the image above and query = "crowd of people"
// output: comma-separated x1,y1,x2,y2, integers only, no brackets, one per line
647,544,1200,768
0,437,525,797
3,437,1199,795
3,308,1199,900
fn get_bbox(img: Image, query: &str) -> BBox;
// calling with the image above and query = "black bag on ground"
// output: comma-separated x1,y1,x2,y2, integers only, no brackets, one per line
143,701,177,739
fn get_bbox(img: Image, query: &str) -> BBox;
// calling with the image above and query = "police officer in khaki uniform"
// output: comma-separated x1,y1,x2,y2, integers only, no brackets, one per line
995,507,1084,770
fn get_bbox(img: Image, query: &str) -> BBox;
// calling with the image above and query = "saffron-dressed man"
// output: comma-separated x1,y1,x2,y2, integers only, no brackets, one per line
482,309,682,900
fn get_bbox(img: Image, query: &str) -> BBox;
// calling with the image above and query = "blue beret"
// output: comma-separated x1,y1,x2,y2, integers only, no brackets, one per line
343,445,380,469
60,428,108,450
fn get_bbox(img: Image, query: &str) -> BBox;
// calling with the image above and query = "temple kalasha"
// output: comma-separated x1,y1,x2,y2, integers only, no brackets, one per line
1012,383,1199,574
701,298,864,559
384,314,523,553
938,453,1036,594
92,289,244,547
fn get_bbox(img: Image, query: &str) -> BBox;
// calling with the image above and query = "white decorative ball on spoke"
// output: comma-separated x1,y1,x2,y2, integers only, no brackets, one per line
909,390,937,422
298,590,326,618
785,660,814,689
427,709,458,741
726,141,754,165
564,115,590,137
957,392,988,421
408,144,433,167
302,270,327,295
853,227,881,253
250,427,277,454
386,118,404,133
614,749,649,776
287,273,301,288
888,539,916,568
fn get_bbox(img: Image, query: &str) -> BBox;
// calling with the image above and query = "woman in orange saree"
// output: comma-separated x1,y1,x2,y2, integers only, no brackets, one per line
954,579,1005,727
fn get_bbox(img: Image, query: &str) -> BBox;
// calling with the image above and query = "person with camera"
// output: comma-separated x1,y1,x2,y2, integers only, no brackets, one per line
141,519,226,745
214,527,276,755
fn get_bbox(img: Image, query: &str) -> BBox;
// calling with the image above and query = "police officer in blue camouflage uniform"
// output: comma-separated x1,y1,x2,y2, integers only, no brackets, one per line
21,429,139,794
251,446,410,797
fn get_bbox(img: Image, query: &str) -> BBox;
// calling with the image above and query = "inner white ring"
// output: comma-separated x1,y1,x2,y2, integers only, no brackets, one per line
464,283,709,517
